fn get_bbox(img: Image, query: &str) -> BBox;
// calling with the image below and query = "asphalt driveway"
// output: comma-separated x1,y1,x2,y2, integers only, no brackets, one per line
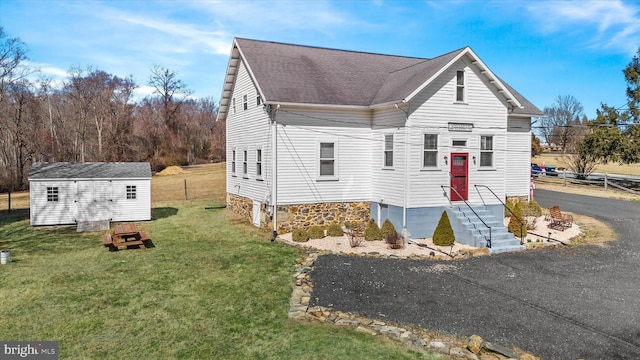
309,190,640,359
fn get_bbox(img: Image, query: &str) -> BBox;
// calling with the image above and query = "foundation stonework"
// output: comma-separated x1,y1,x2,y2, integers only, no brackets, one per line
226,193,370,233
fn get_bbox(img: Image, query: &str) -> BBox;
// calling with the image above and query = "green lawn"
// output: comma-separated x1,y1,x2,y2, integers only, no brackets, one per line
0,180,444,359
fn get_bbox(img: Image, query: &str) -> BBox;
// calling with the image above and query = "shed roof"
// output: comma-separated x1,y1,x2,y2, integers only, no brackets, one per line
28,162,152,180
218,38,544,120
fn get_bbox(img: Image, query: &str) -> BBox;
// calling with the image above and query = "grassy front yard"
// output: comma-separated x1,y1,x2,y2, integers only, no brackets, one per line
0,164,441,359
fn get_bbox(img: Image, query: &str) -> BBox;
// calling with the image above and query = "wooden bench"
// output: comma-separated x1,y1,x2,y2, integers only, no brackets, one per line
102,233,114,246
548,206,573,231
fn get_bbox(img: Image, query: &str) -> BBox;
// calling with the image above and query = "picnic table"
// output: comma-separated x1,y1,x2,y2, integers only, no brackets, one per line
102,224,150,251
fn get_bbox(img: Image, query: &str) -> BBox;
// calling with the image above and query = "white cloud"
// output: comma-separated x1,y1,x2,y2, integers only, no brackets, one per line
526,0,640,54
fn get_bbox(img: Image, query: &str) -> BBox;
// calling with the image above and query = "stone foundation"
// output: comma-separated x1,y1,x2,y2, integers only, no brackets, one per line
226,193,370,234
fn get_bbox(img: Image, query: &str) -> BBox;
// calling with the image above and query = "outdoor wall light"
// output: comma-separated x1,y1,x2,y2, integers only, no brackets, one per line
444,155,448,164
472,155,477,164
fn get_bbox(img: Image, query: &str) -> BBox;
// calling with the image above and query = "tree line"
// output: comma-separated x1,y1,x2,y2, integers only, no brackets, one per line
0,28,225,192
533,47,640,178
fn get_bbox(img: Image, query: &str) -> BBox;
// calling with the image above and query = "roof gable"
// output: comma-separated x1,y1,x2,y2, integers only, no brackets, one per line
217,38,543,120
28,162,152,180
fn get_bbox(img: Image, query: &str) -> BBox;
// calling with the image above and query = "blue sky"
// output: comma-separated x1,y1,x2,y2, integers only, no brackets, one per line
2,0,640,119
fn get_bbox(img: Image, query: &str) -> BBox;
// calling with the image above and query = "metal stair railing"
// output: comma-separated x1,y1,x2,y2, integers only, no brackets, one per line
474,184,524,245
441,185,491,248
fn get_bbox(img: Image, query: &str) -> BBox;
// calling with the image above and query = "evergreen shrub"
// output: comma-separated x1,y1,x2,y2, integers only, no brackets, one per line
292,228,309,242
432,211,455,246
308,226,325,239
364,220,383,241
380,219,397,239
326,224,344,237
508,201,527,238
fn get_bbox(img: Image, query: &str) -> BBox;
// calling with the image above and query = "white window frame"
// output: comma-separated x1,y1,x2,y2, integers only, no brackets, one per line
317,140,338,181
256,147,263,180
455,70,466,103
480,135,494,168
47,186,59,202
126,185,137,200
383,134,394,168
243,94,248,110
231,149,237,176
242,149,248,178
256,94,261,106
422,133,439,169
232,98,236,114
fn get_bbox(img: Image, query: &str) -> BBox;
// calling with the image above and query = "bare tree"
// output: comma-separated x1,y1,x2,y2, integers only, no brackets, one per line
540,95,584,152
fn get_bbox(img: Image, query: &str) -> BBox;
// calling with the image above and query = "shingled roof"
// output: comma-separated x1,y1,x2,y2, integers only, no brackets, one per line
28,162,152,180
218,38,543,120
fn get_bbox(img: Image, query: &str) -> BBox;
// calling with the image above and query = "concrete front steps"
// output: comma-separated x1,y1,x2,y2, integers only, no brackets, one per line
447,205,525,254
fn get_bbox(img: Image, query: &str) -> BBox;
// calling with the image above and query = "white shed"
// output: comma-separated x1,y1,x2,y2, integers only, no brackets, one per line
28,162,152,226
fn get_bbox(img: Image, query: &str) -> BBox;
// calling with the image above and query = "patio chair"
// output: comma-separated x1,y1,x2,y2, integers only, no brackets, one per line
547,206,573,231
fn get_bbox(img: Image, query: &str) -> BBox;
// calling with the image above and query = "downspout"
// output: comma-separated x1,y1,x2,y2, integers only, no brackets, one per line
270,104,280,241
394,101,410,237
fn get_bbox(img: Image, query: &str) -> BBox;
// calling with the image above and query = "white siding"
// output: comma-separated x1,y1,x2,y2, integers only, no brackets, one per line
506,117,532,197
276,107,372,205
226,59,272,203
30,180,77,225
406,57,510,207
110,180,151,222
371,106,406,206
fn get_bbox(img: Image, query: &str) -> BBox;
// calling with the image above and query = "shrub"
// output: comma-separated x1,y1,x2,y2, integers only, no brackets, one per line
505,197,520,218
380,219,397,239
525,200,543,217
292,228,309,242
508,201,527,238
385,232,404,249
433,211,455,247
326,223,344,237
364,220,383,241
308,226,325,239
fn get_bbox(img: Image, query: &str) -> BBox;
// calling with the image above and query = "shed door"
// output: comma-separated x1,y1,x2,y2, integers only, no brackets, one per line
76,181,113,222
450,153,468,201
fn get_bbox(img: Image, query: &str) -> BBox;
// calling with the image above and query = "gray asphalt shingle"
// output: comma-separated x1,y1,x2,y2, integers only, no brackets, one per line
28,162,152,179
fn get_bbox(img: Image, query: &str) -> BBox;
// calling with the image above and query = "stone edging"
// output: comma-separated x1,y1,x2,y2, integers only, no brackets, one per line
288,251,541,360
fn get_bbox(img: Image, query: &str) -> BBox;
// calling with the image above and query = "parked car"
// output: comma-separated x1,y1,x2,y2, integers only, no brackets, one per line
544,165,558,176
531,163,542,176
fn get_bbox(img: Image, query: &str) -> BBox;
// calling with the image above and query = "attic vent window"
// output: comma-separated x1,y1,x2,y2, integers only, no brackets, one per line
47,187,59,202
456,70,465,102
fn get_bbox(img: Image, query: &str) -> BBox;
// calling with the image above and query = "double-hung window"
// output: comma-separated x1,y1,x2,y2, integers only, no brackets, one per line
243,95,248,110
256,94,261,106
47,187,59,202
126,185,137,200
231,150,236,176
232,98,236,114
456,70,465,102
256,148,262,179
319,142,336,178
423,134,438,168
384,134,393,168
480,135,493,167
242,150,248,177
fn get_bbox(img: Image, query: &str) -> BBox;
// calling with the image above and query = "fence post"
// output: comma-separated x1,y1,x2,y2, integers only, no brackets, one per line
8,191,11,214
563,170,567,186
184,179,188,200
604,173,608,191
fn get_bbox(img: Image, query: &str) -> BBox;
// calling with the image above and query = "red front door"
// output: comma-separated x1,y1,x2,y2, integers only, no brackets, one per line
450,153,468,201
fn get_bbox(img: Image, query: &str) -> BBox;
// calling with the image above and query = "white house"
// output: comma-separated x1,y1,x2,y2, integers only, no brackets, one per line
218,38,543,253
28,162,152,226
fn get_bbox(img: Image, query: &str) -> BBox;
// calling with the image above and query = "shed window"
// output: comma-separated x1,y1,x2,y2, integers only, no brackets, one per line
384,134,393,168
423,134,438,167
456,70,465,102
243,95,248,110
47,187,59,202
480,136,494,167
126,185,137,200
